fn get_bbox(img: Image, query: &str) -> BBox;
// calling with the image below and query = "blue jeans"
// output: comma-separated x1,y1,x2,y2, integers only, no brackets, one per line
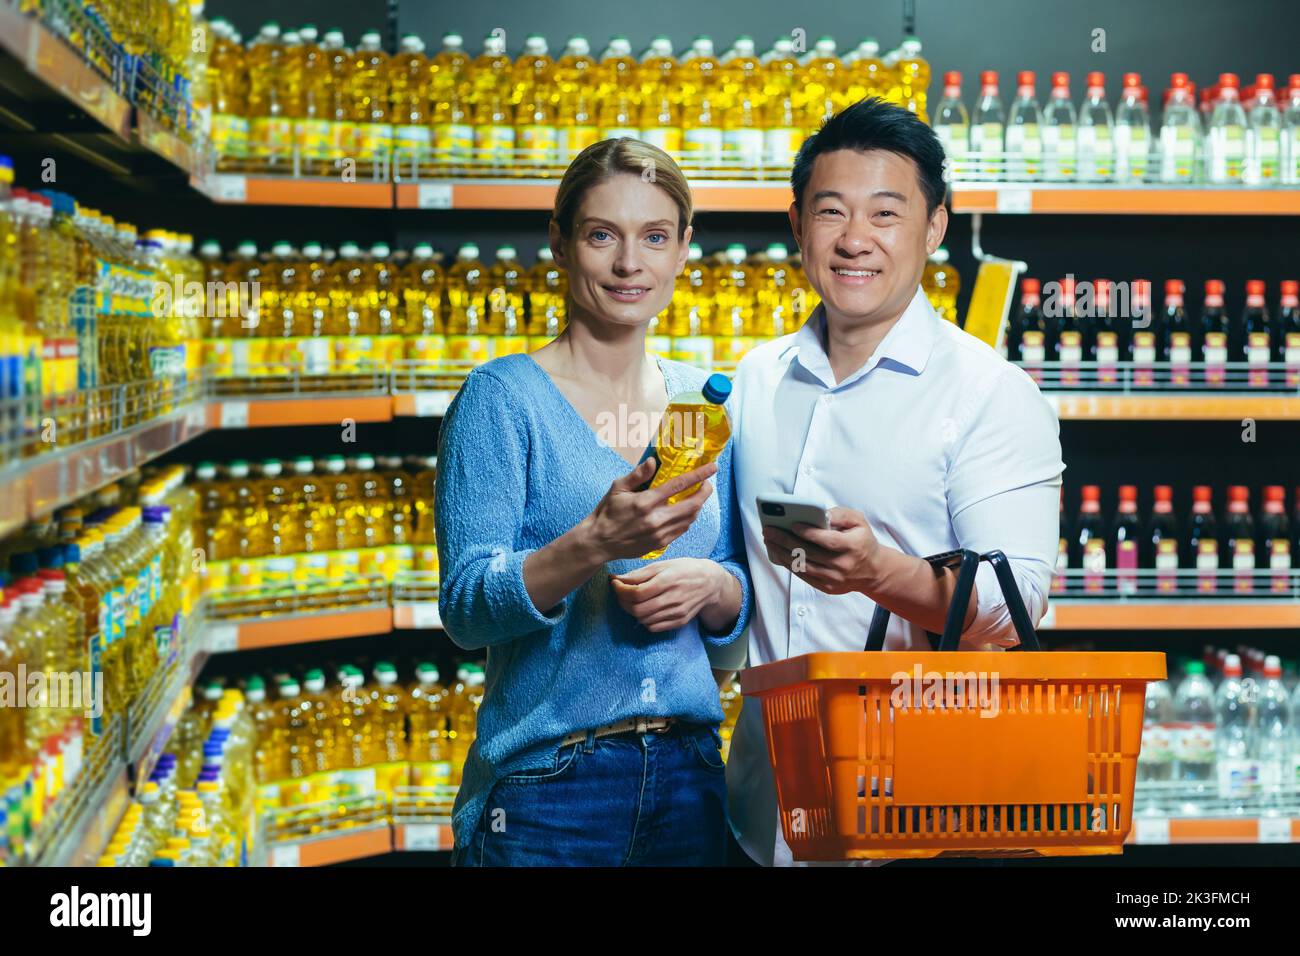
451,723,727,866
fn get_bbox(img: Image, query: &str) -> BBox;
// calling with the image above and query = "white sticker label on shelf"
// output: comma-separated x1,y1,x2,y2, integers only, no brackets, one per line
210,174,248,202
413,392,453,417
408,604,441,629
220,401,249,428
1259,817,1293,843
270,843,301,867
206,624,238,653
402,823,444,851
417,184,453,209
996,188,1032,213
1037,604,1056,629
185,404,207,429
1134,816,1170,844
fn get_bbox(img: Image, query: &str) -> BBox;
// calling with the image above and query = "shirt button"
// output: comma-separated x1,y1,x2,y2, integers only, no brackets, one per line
802,464,814,476
821,393,833,405
796,605,807,617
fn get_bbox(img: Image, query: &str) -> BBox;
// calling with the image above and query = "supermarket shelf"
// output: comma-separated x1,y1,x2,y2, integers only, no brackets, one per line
393,822,455,852
1044,392,1300,421
0,399,208,536
264,825,394,867
1041,600,1300,630
135,109,207,180
951,182,1300,215
391,391,457,418
209,395,393,428
193,172,394,207
1129,815,1299,845
392,603,442,630
205,607,396,652
0,1,132,140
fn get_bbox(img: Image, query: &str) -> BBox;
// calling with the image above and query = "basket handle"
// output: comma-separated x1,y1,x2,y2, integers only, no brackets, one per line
863,549,1042,652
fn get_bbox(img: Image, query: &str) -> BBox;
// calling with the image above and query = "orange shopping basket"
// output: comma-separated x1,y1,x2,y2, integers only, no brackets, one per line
740,548,1166,861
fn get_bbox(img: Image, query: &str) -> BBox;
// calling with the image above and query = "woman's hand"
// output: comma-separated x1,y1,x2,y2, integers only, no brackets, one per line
611,557,734,633
577,457,716,563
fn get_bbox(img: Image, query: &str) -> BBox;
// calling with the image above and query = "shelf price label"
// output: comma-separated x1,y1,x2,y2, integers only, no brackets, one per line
417,184,453,209
413,392,452,417
206,624,238,653
1259,817,1293,843
208,174,248,202
270,844,301,867
403,604,442,629
1133,816,1170,844
219,401,249,428
996,187,1032,214
401,824,446,851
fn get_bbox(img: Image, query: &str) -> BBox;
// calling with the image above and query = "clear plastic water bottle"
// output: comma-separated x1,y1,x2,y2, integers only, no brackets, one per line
1005,71,1043,181
1114,72,1150,183
1077,71,1114,182
1214,654,1257,811
1255,655,1291,810
1245,73,1282,185
1159,72,1201,182
1208,72,1248,183
1282,75,1300,185
1173,660,1216,794
1138,679,1175,804
970,70,1004,182
932,71,970,181
1043,71,1077,182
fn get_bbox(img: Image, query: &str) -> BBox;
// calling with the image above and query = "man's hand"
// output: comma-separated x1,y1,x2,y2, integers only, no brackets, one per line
761,507,883,596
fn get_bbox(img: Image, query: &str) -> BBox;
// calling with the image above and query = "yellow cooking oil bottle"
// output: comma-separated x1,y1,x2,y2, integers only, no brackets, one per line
430,33,473,168
513,35,557,172
319,29,356,174
720,37,763,176
353,31,392,173
293,25,330,173
448,663,484,784
275,677,314,805
266,241,303,375
225,241,266,378
208,21,249,167
554,36,599,163
390,34,431,173
754,242,797,343
891,37,931,123
637,36,681,156
922,246,961,324
801,36,843,131
320,455,363,577
710,244,755,369
369,663,409,799
246,23,297,170
597,36,640,142
195,241,230,378
470,33,515,172
406,663,451,793
362,243,399,370
526,246,566,350
242,676,285,812
639,372,732,558
400,243,445,370
293,241,331,374
486,245,528,357
409,454,439,573
300,668,339,803
680,36,723,174
668,243,712,365
444,243,489,369
329,242,369,374
328,665,375,801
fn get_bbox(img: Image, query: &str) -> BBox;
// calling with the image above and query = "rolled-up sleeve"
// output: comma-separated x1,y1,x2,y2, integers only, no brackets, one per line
436,370,570,650
945,365,1065,648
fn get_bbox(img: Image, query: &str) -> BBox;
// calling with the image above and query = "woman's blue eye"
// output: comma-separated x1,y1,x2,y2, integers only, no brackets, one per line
647,233,667,244
591,230,611,242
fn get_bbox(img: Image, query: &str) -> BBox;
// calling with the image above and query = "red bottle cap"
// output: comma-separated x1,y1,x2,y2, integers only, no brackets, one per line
1228,485,1249,501
1193,485,1213,502
1206,278,1225,296
1165,278,1184,295
1264,485,1285,502
1119,485,1137,501
1290,74,1300,89
1086,70,1105,88
1170,72,1189,88
943,70,961,86
1052,71,1070,88
1219,73,1239,88
1021,277,1040,294
1061,275,1076,297
1255,73,1274,90
1281,280,1298,296
37,569,65,581
1017,70,1036,87
1246,279,1266,296
1154,485,1173,502
1081,485,1101,500
18,578,41,594
980,70,999,86
1122,72,1141,89
1132,279,1151,305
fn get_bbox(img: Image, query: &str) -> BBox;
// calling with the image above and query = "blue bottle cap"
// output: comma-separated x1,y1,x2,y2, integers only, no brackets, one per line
63,543,81,564
702,373,732,405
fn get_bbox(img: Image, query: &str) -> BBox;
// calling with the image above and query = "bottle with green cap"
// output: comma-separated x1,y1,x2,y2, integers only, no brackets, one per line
407,662,451,790
300,669,339,802
637,372,734,558
370,662,409,796
449,663,486,783
333,665,377,799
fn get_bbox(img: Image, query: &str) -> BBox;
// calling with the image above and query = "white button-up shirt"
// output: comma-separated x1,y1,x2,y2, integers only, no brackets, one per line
715,287,1065,866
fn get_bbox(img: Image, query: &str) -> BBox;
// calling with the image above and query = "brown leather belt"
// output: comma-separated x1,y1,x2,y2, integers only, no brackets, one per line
560,716,676,749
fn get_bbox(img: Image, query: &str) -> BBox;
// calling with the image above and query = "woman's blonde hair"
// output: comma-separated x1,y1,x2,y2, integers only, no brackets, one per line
552,138,693,240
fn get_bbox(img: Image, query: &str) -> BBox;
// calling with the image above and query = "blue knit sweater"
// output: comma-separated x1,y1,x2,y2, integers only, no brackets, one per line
436,353,753,849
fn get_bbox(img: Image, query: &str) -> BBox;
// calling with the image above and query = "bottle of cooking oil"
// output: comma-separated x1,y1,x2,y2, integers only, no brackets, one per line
352,31,392,174
388,34,430,176
448,663,484,784
369,663,408,798
406,662,450,789
680,37,723,173
922,247,960,324
720,39,763,175
375,456,413,575
526,247,566,349
669,243,712,367
332,665,377,800
319,454,362,557
430,34,473,168
400,243,444,370
709,244,755,367
470,33,515,172
246,23,298,170
755,242,796,341
207,22,249,168
801,36,843,130
444,243,489,369
597,37,640,141
512,34,554,106
294,25,331,174
640,372,733,559
328,242,367,374
276,678,313,805
554,37,598,163
300,669,339,802
891,37,930,123
486,245,528,356
409,455,438,572
319,29,355,175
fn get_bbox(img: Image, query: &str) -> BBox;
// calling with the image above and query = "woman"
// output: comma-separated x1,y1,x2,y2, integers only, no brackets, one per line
438,138,751,866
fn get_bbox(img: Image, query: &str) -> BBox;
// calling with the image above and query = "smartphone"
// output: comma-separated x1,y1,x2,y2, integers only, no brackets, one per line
755,494,833,533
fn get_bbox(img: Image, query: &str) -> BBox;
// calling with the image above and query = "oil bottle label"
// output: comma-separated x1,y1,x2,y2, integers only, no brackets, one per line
1286,332,1300,365
211,113,249,156
1247,332,1270,364
641,127,683,154
1271,541,1292,571
712,336,754,366
394,124,432,151
558,126,598,158
1077,125,1114,178
519,125,558,161
475,125,516,163
682,127,723,161
1058,331,1082,364
1095,332,1118,364
203,339,233,377
722,128,764,166
1233,540,1256,570
432,123,474,161
1210,125,1247,181
1132,332,1156,363
299,337,332,375
645,335,673,358
406,335,446,363
251,117,294,156
492,335,530,358
1115,124,1149,179
1020,330,1045,363
375,762,409,794
410,761,452,787
336,767,376,799
358,123,393,159
1005,124,1043,176
1169,332,1192,365
328,122,358,158
671,336,715,369
445,335,491,365
297,119,331,158
763,128,799,167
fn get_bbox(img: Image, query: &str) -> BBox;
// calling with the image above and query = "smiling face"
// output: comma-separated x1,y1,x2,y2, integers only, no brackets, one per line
551,173,692,330
789,148,947,333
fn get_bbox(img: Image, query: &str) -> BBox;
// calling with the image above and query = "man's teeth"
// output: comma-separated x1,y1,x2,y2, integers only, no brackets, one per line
834,268,878,277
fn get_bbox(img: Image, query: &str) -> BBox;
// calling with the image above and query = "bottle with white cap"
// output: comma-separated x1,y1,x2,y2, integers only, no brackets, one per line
445,243,489,367
391,34,431,171
1214,653,1257,811
355,31,392,171
487,245,528,353
472,33,516,170
1254,655,1290,808
407,662,451,789
526,246,566,347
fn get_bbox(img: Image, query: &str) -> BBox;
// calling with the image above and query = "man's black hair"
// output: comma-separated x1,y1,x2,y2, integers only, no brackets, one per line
790,97,948,216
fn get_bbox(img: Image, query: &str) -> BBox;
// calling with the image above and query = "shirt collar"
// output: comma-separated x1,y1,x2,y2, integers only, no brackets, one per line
782,286,940,389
